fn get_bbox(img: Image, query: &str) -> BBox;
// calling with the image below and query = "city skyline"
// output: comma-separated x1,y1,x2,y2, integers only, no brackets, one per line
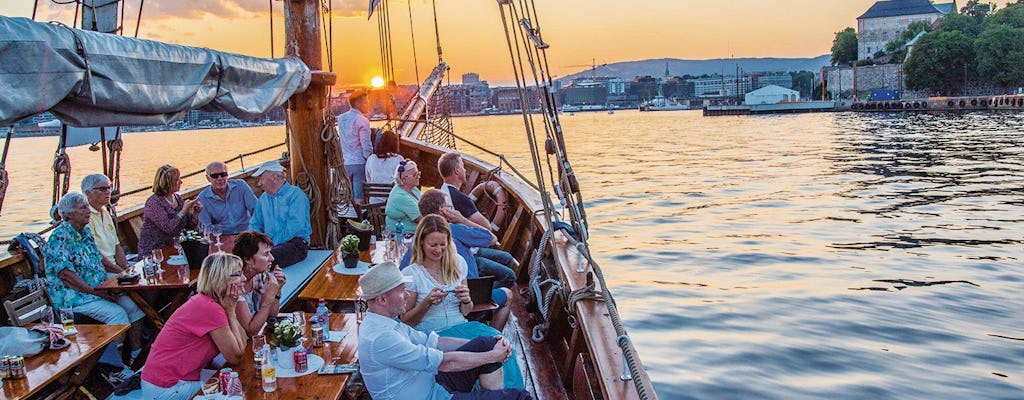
2,0,883,86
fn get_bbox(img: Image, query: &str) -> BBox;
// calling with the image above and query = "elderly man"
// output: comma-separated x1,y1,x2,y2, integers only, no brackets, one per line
198,161,257,238
248,161,311,268
337,90,373,204
44,192,144,382
438,153,493,231
81,174,127,275
358,262,531,400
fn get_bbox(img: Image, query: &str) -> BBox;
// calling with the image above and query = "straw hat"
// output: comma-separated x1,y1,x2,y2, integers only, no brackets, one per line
359,262,411,299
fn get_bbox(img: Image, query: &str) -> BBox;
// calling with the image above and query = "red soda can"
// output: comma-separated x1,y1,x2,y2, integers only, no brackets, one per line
293,349,308,373
219,368,232,394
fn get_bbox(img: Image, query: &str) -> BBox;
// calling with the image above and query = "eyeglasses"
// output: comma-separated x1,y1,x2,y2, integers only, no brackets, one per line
91,186,112,192
208,172,228,179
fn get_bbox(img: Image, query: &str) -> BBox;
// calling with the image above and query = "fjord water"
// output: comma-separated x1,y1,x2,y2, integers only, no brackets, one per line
3,110,1023,399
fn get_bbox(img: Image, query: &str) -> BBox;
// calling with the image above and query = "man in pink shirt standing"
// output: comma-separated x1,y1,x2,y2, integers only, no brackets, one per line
337,91,373,205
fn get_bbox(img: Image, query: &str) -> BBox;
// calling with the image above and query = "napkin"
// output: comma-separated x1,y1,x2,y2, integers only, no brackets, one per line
326,331,347,342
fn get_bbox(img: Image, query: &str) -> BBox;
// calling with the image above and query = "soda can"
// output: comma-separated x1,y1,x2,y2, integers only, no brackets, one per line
293,349,308,373
0,355,10,379
9,356,25,379
310,324,324,347
219,368,232,395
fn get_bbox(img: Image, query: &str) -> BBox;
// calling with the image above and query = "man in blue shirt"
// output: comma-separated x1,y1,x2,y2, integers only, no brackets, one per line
249,161,311,268
357,262,530,400
198,161,257,236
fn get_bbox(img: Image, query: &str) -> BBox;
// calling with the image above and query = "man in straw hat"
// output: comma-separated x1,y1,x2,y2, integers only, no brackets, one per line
357,262,531,400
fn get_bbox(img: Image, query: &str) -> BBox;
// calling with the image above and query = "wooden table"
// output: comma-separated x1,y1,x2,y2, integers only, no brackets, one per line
95,245,199,329
0,324,129,400
200,313,360,399
296,242,390,308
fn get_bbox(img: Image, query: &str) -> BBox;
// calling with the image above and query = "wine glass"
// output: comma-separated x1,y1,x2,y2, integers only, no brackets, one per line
173,237,185,258
40,306,54,326
211,226,223,252
152,249,165,274
252,334,267,353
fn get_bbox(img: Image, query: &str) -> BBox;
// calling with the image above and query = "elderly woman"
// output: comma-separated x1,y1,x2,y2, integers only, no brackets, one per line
365,130,402,201
138,164,200,256
43,192,145,381
400,215,523,389
384,159,423,234
141,253,247,400
231,230,287,336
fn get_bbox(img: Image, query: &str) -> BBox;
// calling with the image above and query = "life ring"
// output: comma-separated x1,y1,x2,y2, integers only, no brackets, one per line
971,99,978,106
960,100,966,107
470,180,509,231
948,100,955,107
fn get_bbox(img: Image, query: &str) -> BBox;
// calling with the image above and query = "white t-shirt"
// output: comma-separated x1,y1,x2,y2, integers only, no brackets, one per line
365,154,402,204
402,255,469,333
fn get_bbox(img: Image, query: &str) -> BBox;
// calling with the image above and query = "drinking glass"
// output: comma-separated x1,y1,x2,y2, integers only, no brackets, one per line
59,307,75,333
252,334,267,353
173,237,185,258
211,226,223,252
40,306,54,326
201,382,219,399
152,249,165,274
293,311,306,329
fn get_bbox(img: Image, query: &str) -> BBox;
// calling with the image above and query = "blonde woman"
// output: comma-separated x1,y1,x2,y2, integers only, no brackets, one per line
138,164,200,256
400,215,524,388
141,253,247,400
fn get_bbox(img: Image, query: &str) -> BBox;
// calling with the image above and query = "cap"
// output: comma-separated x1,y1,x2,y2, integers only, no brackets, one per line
252,161,284,177
358,261,412,299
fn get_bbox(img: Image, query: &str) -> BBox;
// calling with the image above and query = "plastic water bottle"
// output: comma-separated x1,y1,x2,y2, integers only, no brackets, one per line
315,299,330,341
395,218,405,239
227,371,243,398
261,344,277,392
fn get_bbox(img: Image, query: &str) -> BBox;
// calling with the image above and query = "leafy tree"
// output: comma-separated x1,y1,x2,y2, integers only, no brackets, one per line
831,27,858,65
904,30,976,94
961,0,997,24
984,3,1024,28
935,13,984,36
975,5,1024,86
789,71,816,99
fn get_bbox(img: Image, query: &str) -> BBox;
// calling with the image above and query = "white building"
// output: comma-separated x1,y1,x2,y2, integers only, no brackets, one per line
857,0,956,60
744,85,800,105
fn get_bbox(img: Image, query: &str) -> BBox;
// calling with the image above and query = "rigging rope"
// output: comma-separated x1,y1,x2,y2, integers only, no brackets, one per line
0,128,12,216
268,0,274,58
430,0,443,62
406,0,421,88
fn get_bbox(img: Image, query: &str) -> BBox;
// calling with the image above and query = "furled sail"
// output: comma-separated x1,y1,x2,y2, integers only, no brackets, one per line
0,16,311,127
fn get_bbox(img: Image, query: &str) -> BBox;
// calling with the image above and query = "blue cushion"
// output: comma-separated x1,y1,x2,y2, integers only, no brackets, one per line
279,250,332,306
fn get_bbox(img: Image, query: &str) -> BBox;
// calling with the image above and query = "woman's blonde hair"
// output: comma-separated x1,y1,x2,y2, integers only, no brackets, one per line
410,215,459,284
152,164,180,197
197,253,242,302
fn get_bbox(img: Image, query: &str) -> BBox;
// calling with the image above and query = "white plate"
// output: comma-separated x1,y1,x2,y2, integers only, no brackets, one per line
167,255,188,266
275,354,324,378
332,261,370,275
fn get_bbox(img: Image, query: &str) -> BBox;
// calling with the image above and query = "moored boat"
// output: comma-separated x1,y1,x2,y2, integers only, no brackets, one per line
0,2,656,400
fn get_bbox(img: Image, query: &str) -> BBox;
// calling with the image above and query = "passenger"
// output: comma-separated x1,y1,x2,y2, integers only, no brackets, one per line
438,152,494,231
81,174,128,275
337,90,373,205
400,215,523,389
384,158,423,234
248,161,311,268
43,192,145,382
400,189,515,329
138,164,200,257
230,230,286,336
364,129,402,204
358,261,531,400
141,253,247,400
197,161,257,241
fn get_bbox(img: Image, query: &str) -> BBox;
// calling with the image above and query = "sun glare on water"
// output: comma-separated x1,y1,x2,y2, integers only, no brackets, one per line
370,76,385,88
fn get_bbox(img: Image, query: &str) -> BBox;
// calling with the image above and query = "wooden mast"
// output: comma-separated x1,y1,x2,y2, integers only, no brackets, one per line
284,0,336,248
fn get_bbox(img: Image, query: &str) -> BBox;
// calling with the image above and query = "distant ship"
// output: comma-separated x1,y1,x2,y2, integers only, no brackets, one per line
639,95,688,111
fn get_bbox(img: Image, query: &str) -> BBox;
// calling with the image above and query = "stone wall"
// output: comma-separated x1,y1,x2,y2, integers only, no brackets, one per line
826,64,904,99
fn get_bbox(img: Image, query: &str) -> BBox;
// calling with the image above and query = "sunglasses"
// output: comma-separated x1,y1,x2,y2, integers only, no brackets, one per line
209,172,228,179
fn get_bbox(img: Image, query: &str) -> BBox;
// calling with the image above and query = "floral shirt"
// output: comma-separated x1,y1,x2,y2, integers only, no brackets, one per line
43,222,107,310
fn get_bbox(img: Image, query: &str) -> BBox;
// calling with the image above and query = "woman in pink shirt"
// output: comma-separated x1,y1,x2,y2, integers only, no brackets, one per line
141,253,247,400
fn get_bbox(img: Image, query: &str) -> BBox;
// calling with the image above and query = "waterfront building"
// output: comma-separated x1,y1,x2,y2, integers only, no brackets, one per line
462,72,480,85
492,86,539,111
857,0,956,59
446,74,492,114
744,85,800,105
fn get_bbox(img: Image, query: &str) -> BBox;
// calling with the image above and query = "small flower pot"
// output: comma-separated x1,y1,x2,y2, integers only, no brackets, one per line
181,240,209,270
343,253,360,269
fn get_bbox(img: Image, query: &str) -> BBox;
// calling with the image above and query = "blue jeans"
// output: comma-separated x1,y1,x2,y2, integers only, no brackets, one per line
74,296,144,366
346,163,367,202
475,248,516,289
436,336,531,400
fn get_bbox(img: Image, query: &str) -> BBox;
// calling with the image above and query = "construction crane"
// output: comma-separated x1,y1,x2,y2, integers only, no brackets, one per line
562,58,608,80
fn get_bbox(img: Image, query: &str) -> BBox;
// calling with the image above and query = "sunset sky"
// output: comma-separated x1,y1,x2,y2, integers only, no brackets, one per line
2,0,885,86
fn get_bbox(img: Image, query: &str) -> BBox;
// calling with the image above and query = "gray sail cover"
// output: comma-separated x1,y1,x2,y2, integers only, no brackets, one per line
0,16,311,127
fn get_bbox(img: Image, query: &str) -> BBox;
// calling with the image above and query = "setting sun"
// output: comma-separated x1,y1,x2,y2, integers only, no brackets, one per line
370,76,385,88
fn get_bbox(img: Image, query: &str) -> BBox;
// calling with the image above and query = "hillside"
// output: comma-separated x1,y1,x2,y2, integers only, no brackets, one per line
559,55,831,83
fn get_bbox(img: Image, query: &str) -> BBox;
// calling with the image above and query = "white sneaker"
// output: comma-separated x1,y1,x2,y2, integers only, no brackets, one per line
105,367,135,385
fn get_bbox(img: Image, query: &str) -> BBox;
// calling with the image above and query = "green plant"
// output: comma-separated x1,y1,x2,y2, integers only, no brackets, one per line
179,230,208,244
340,234,360,256
270,319,303,349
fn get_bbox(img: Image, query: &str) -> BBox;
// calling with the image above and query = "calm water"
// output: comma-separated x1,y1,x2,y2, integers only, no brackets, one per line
4,111,1024,399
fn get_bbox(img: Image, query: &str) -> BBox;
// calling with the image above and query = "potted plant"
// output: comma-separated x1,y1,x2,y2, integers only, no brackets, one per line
339,234,361,268
178,230,209,269
269,318,304,371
